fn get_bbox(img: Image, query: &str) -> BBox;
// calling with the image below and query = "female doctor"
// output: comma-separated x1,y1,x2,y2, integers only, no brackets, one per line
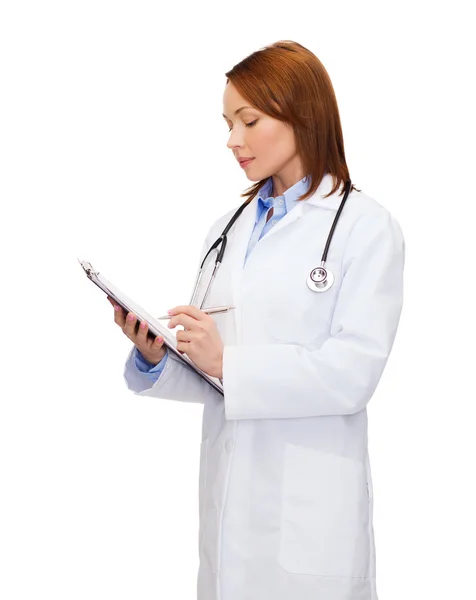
110,40,405,600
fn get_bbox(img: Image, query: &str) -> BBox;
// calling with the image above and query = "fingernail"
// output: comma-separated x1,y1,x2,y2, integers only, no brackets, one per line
140,321,146,328
114,305,120,311
127,314,135,321
156,336,163,343
167,309,174,314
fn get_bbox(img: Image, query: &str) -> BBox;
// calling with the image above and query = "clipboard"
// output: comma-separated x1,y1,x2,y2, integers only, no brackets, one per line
79,259,224,396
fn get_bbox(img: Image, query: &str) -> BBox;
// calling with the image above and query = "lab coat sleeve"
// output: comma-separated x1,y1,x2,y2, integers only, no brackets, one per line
122,235,223,405
123,343,223,403
222,210,405,419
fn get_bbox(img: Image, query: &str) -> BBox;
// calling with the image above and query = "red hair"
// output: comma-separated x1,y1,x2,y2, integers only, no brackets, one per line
225,40,360,203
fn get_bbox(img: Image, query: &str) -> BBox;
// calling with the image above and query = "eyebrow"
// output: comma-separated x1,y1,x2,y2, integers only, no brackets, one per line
222,106,254,119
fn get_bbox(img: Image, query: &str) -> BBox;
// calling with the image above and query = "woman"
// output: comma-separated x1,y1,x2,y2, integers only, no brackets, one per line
113,40,405,600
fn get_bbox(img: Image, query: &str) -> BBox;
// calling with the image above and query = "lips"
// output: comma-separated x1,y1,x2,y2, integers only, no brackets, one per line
239,158,254,168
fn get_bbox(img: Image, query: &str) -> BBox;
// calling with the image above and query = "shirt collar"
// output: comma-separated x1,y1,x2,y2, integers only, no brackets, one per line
255,176,311,224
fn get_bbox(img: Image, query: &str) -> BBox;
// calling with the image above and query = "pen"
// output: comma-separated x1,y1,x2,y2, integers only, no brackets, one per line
156,305,236,320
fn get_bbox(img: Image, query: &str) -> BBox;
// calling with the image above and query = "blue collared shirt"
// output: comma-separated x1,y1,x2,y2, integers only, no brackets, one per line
134,175,310,380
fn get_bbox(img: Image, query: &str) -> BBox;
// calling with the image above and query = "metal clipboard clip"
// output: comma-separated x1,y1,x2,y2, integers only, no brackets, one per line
78,259,99,279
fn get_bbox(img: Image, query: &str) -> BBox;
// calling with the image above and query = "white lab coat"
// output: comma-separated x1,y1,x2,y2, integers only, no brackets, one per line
123,174,405,600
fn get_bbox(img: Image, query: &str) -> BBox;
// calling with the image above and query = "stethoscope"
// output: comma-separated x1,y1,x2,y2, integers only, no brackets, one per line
190,179,352,309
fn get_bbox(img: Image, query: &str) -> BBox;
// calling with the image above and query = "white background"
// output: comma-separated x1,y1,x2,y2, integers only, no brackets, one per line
1,1,475,598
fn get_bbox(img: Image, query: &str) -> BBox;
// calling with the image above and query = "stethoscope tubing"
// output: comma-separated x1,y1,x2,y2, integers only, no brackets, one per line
190,179,352,307
321,179,352,263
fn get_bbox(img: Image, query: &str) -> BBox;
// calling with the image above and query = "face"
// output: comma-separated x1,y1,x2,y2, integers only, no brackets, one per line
222,82,303,190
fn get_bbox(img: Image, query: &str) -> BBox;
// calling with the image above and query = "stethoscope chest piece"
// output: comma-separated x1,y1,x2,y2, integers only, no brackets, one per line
306,265,334,293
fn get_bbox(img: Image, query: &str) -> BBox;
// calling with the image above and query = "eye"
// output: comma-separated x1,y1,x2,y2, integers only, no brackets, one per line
227,119,258,132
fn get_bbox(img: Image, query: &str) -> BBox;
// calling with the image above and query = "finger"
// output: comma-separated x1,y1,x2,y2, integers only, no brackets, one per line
168,305,206,321
176,339,188,355
107,296,116,311
108,296,120,311
124,312,137,336
168,313,201,330
176,329,194,343
154,335,165,348
113,303,126,327
136,319,149,345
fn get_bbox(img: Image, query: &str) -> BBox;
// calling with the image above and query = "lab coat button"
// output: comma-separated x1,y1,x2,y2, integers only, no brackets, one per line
225,439,234,453
271,219,277,225
278,199,284,206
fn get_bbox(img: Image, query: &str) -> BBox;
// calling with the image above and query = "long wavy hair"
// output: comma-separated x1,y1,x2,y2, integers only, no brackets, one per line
225,40,360,204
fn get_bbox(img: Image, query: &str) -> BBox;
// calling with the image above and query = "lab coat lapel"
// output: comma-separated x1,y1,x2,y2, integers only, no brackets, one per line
258,201,304,241
224,174,344,338
224,196,304,339
225,198,256,318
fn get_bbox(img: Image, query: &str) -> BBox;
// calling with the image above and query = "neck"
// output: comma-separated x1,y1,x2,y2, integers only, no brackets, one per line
270,160,305,197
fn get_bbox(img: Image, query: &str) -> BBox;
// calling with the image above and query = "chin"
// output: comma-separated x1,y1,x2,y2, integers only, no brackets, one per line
244,165,266,182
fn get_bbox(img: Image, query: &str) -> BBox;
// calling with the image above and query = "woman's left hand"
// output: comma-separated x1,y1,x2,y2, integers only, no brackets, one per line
167,305,224,378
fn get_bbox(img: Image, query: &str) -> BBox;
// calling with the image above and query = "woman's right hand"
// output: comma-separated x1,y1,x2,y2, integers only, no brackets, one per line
107,296,167,366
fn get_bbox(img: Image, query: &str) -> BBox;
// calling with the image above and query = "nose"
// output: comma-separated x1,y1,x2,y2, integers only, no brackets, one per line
226,127,244,151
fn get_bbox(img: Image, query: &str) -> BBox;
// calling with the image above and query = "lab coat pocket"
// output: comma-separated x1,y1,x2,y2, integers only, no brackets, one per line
278,443,370,578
